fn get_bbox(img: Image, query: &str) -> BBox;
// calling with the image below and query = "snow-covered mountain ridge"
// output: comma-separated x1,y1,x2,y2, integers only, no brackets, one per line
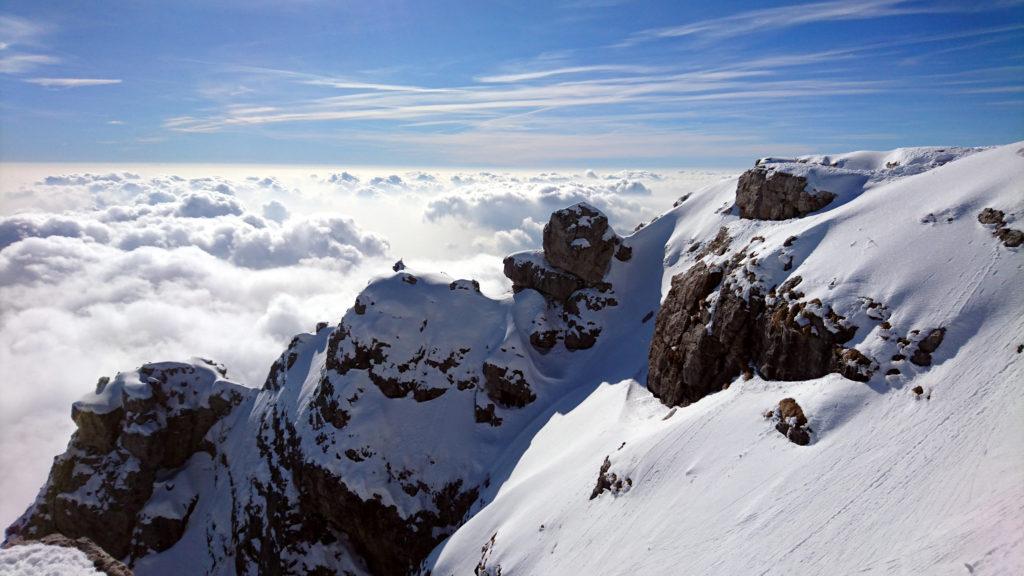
4,143,1022,575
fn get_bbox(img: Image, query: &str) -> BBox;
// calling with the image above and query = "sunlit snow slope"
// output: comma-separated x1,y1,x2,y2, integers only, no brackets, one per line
428,144,1024,576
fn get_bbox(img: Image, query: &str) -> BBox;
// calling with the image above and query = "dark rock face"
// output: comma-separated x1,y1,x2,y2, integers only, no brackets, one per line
263,334,306,391
996,227,1024,247
735,168,837,220
483,362,536,408
6,362,247,562
543,203,621,283
3,533,134,576
978,207,1024,247
648,259,868,408
264,415,477,576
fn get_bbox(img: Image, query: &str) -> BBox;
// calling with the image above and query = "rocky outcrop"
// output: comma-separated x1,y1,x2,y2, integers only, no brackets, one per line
504,203,626,353
483,361,537,408
735,168,836,220
505,202,625,300
6,361,248,562
3,533,133,576
240,407,479,576
978,207,1023,248
503,252,584,301
648,256,872,407
543,203,622,283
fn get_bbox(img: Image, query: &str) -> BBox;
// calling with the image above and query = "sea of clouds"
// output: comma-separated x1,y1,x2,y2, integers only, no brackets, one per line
0,164,731,527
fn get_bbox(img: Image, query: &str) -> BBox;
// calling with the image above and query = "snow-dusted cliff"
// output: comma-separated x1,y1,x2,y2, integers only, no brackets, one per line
4,143,1023,576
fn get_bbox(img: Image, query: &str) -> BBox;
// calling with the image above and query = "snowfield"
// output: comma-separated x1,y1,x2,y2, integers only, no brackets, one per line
0,543,101,576
430,144,1024,575
4,143,1023,575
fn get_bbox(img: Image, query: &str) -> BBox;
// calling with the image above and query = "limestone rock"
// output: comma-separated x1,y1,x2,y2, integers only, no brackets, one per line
543,202,621,283
910,327,946,366
648,258,869,408
482,361,536,408
6,361,247,562
503,251,584,301
735,168,836,220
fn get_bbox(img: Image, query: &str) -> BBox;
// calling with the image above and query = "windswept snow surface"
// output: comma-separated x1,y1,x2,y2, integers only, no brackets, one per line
428,143,1024,575
0,543,102,576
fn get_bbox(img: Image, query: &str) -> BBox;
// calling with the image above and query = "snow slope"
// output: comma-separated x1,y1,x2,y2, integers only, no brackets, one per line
7,143,1023,575
0,543,102,576
428,143,1024,575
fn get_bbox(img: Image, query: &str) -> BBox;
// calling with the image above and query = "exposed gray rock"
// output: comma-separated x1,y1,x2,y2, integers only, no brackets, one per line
978,208,1006,226
589,455,632,500
735,168,836,220
505,203,626,353
648,258,869,408
503,251,584,301
482,362,536,408
543,202,621,283
6,362,247,562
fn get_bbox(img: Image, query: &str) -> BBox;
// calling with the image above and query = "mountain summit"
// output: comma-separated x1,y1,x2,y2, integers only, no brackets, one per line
5,143,1023,575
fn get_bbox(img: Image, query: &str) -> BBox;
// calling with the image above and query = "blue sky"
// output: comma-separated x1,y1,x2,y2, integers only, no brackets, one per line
1,0,1022,167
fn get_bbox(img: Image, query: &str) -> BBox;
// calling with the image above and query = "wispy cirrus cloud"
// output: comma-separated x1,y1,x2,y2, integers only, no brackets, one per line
25,77,122,88
162,67,887,134
0,14,57,75
617,0,1023,46
0,54,57,74
476,64,664,83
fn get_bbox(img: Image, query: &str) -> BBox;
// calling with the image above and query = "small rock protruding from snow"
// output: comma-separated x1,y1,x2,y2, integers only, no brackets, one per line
589,455,632,500
768,398,812,446
909,327,946,367
977,207,1023,248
